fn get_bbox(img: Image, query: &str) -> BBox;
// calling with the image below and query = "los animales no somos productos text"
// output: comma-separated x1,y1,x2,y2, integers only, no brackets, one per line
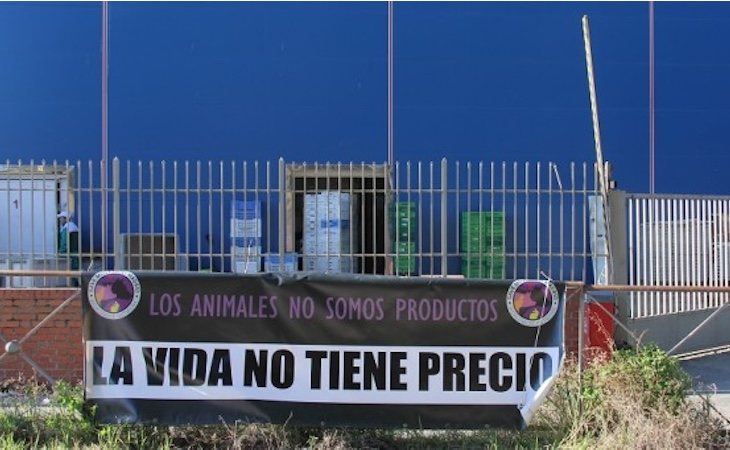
147,292,500,322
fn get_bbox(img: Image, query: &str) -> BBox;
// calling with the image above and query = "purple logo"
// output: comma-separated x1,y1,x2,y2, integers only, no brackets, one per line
88,271,141,319
506,280,559,327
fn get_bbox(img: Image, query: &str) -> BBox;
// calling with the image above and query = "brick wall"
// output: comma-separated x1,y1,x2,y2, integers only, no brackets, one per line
0,289,83,382
564,291,582,357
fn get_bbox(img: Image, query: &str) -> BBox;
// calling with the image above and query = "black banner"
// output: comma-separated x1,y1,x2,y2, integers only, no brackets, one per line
82,272,564,429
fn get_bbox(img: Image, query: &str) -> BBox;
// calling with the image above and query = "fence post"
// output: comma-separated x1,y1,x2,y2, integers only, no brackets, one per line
112,157,122,270
278,158,286,263
441,158,448,276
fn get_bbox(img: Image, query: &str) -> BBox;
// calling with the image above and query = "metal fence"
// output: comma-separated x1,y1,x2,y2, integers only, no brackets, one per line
627,194,730,318
1,158,603,286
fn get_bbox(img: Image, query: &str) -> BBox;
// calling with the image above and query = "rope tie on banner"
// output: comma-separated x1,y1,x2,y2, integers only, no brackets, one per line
519,271,555,408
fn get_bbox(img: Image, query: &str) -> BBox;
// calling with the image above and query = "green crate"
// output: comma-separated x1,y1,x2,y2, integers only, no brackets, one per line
394,226,416,242
395,257,416,275
393,201,417,217
460,212,505,250
394,241,416,253
460,256,505,279
392,202,417,241
393,241,417,275
461,238,505,252
460,244,505,255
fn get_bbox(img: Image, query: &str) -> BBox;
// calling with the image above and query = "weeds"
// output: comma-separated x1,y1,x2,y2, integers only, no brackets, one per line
537,344,729,449
0,347,727,449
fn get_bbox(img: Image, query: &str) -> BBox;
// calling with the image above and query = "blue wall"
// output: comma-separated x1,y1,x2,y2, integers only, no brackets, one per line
2,2,730,194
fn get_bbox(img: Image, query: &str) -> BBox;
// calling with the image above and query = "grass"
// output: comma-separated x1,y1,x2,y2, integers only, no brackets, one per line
1,345,728,448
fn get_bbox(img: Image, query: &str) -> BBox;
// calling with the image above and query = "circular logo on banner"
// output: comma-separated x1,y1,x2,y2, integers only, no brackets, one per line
87,271,141,320
506,279,559,327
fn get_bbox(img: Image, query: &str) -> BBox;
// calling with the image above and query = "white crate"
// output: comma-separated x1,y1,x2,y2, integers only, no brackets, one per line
303,255,353,273
232,257,261,274
230,218,262,238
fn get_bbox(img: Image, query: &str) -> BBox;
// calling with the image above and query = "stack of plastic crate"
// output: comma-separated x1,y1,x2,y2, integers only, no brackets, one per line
460,211,505,279
302,192,354,273
264,253,298,273
230,200,261,273
392,201,417,275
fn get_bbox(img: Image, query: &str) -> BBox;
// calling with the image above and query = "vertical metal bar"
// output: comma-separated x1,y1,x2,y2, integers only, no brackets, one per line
453,161,460,276
174,161,179,270
690,200,701,311
658,196,665,314
30,160,36,269
196,161,202,270
524,162,529,279
702,199,709,309
687,198,693,311
112,158,121,269
17,160,24,270
101,159,108,270
3,159,8,264
465,161,472,274
557,164,564,281
349,162,356,274
718,200,729,303
582,163,588,282
547,162,553,279
184,161,190,268
678,198,685,312
664,197,671,313
440,158,448,276
671,198,678,312
278,158,285,264
74,160,83,275
569,162,575,281
490,162,496,278
358,162,368,273
3,159,8,267
479,161,484,278
383,162,390,276
429,161,435,275
208,161,213,270
647,197,654,316
628,196,635,318
137,161,142,269
125,160,130,269
393,161,400,275
263,161,270,264
502,162,507,278
372,162,377,274
417,162,422,275
88,160,95,269
711,199,718,308
639,196,646,316
513,162,518,279
150,161,155,270
536,161,541,278
42,160,50,277
162,161,168,270
243,160,248,272
231,160,236,268
221,161,226,271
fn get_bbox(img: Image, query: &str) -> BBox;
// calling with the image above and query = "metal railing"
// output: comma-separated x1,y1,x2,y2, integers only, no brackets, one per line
1,158,603,286
627,194,730,318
